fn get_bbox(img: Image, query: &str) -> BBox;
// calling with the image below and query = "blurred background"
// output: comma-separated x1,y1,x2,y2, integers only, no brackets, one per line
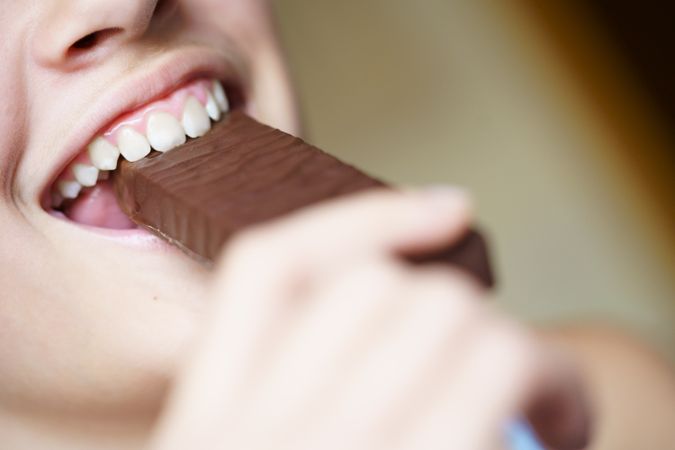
273,0,675,361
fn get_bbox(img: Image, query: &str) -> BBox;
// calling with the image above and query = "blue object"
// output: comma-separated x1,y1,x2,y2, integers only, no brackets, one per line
506,420,544,450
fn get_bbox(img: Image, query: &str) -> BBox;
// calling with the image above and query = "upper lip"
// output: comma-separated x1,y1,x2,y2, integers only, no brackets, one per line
41,46,248,208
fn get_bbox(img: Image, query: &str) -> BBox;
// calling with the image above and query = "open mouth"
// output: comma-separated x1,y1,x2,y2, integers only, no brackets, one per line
45,77,241,231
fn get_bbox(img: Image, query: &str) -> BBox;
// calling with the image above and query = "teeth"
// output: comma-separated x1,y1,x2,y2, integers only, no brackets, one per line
71,163,99,187
57,180,82,199
146,112,186,152
56,79,229,203
118,126,151,162
88,137,120,171
182,96,211,138
212,81,230,113
205,92,221,121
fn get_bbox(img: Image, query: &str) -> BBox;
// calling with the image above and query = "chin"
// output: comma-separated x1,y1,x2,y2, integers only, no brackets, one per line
0,228,209,416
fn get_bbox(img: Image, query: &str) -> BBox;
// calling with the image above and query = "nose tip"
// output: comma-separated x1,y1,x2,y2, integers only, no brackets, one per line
32,0,163,69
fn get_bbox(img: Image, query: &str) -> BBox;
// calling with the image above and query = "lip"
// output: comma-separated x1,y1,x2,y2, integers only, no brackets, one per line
39,45,249,209
48,208,175,250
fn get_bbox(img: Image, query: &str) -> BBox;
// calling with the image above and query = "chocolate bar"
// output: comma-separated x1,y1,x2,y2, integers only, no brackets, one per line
113,112,495,288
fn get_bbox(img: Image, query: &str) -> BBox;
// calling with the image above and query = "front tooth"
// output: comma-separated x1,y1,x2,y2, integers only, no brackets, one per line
182,96,211,138
212,80,229,113
88,137,120,171
118,127,151,162
205,92,221,121
72,163,99,187
147,112,186,152
57,180,82,199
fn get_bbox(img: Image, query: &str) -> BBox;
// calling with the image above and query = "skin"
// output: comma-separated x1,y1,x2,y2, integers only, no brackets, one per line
0,1,673,449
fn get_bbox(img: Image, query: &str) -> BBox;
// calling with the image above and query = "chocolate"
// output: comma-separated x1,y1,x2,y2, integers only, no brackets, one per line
114,112,495,288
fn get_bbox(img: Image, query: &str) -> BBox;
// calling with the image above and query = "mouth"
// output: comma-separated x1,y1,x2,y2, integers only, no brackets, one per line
43,56,244,234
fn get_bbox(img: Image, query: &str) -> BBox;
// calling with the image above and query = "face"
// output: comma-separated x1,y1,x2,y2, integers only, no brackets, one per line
0,0,299,418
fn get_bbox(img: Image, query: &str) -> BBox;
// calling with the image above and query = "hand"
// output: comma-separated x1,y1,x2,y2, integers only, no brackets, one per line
150,188,590,450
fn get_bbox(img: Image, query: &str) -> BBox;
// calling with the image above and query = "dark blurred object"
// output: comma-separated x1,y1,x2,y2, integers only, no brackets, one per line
522,0,675,229
584,0,675,138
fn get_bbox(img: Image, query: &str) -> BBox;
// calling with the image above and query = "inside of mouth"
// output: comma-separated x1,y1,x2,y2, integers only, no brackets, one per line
46,78,242,230
60,179,137,229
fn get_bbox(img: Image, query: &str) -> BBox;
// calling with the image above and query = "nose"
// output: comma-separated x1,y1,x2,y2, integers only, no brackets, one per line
32,0,167,69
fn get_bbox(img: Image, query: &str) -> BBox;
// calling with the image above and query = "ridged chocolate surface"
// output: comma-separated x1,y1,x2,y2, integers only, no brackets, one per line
114,112,494,287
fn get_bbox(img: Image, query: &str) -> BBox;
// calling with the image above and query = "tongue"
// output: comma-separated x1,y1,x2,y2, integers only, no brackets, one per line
64,180,136,229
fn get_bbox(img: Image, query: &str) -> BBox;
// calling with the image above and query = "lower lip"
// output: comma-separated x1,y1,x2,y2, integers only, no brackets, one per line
49,209,176,252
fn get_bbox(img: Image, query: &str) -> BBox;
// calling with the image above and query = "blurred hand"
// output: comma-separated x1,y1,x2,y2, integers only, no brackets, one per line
150,189,591,450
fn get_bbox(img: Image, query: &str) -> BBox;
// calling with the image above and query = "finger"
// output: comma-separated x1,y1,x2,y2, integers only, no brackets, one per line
281,186,472,252
240,259,411,433
152,260,309,450
403,322,592,450
314,270,483,447
217,187,473,279
204,188,473,361
153,260,405,450
404,321,537,450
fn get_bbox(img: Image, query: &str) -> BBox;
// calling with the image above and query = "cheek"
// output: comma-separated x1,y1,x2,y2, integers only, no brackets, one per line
0,49,29,203
183,0,277,51
0,3,35,199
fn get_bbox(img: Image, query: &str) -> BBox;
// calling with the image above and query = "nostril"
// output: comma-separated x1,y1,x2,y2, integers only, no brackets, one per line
72,33,98,50
68,28,122,55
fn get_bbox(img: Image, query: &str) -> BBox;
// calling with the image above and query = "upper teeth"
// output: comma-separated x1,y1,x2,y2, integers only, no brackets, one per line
117,127,151,162
205,91,222,122
88,137,120,171
212,80,230,113
147,112,187,152
72,163,99,187
54,79,230,206
182,96,211,139
57,180,82,199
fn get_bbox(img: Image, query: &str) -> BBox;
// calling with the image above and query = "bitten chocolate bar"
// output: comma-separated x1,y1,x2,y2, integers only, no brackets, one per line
113,111,495,288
